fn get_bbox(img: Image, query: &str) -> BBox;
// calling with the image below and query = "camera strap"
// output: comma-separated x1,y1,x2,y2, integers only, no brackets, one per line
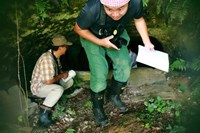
50,50,61,75
99,4,106,26
98,4,124,37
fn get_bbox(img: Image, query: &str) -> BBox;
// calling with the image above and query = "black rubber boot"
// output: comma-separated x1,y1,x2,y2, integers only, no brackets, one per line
90,90,108,126
38,108,54,128
108,79,128,112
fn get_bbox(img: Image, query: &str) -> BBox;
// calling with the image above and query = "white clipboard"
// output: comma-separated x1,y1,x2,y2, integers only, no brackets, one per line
136,45,169,72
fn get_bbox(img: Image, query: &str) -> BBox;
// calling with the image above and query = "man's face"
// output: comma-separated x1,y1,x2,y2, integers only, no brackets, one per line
60,45,68,55
103,3,129,21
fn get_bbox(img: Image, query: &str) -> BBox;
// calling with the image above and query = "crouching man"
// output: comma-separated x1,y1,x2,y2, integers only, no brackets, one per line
30,34,75,127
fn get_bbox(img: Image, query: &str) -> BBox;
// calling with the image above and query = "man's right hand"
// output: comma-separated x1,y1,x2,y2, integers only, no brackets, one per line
101,35,120,50
74,23,120,50
60,72,68,79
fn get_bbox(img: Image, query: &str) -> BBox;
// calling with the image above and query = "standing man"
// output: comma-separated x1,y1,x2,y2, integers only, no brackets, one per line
30,34,75,127
74,0,154,126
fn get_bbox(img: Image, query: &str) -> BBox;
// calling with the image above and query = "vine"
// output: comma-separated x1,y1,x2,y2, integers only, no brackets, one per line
15,6,29,127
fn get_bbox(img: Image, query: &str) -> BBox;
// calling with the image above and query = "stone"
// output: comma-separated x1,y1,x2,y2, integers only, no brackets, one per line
76,67,176,103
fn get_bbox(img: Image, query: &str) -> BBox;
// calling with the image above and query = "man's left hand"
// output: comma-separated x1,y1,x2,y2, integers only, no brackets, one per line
144,43,154,51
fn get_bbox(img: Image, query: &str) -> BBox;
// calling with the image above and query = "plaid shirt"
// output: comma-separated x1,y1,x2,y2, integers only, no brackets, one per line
30,50,60,95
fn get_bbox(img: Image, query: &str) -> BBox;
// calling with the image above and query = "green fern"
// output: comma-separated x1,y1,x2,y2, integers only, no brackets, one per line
170,56,200,72
170,58,187,71
142,0,150,7
61,0,70,6
190,76,200,89
169,0,190,24
189,56,200,71
156,0,190,25
35,0,49,20
190,76,200,102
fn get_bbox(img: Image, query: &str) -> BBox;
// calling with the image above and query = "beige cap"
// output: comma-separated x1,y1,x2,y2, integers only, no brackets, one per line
52,34,72,46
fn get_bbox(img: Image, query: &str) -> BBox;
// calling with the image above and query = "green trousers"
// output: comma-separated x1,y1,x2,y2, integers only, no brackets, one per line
80,30,131,93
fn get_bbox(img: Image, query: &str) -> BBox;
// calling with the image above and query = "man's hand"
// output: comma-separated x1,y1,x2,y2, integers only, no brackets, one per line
60,72,68,79
144,43,155,51
100,35,120,50
44,72,68,85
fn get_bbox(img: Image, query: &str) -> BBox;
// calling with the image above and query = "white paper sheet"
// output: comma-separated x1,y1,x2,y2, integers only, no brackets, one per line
136,45,169,72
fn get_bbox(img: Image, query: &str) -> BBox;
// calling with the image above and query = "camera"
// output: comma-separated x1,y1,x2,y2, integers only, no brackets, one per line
110,37,127,48
98,25,127,48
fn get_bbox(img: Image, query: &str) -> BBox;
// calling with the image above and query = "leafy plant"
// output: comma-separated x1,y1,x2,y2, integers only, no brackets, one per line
52,103,66,120
73,77,84,88
177,83,186,93
35,0,49,20
66,108,76,116
52,102,76,121
190,77,200,103
17,115,24,123
60,94,69,105
189,56,200,71
170,58,187,71
137,96,181,129
156,0,190,26
170,56,200,72
142,0,150,7
84,100,93,108
61,0,70,6
65,128,76,133
166,124,185,133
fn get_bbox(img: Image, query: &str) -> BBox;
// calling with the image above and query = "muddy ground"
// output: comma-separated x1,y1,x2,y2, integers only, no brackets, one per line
29,68,192,133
